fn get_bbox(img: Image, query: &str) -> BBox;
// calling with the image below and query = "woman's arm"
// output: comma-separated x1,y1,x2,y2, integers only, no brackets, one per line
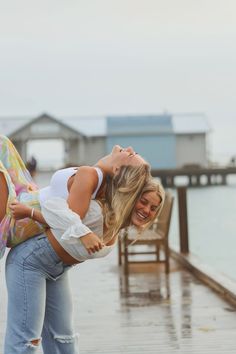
9,201,48,225
67,166,105,253
67,166,100,218
10,199,105,254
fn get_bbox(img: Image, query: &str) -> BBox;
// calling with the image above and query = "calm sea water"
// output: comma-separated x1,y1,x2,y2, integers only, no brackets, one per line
35,172,236,282
169,176,236,281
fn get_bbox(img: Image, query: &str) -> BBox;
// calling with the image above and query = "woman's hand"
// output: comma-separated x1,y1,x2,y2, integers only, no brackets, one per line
9,200,31,220
80,232,105,254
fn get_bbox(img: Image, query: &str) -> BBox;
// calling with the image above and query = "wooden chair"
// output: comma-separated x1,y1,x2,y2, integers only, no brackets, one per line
118,191,174,275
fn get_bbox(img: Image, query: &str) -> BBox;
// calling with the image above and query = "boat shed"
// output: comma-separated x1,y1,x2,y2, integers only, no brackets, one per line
107,113,210,169
0,113,106,168
172,113,210,168
107,115,176,169
0,112,210,170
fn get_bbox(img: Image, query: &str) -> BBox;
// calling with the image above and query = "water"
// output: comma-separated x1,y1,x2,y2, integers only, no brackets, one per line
169,176,236,281
35,172,236,282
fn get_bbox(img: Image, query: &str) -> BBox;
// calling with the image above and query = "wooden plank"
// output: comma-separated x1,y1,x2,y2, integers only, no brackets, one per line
1,249,236,353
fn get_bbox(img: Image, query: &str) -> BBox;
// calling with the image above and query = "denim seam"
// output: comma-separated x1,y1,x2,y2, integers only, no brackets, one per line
23,238,52,263
23,244,65,281
45,241,61,263
35,236,61,264
22,258,28,332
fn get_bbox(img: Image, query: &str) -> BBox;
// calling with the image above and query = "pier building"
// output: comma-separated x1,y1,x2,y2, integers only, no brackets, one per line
0,112,209,171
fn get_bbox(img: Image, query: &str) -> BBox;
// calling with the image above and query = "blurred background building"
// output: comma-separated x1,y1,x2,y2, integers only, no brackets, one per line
0,113,210,170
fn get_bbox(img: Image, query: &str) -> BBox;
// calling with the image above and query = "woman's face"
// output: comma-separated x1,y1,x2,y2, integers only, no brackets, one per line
131,191,161,227
111,145,146,169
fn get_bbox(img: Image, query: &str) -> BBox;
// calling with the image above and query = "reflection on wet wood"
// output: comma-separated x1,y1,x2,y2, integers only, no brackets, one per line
1,249,236,353
72,251,236,354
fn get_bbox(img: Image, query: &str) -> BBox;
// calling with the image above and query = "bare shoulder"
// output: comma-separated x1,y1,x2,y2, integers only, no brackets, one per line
73,166,98,188
67,166,100,216
74,166,98,177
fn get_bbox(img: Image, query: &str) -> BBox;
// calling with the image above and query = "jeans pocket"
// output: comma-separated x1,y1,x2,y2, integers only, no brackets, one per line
25,242,64,279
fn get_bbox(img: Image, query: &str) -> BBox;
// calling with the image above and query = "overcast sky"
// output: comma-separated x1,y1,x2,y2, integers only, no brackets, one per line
0,0,236,163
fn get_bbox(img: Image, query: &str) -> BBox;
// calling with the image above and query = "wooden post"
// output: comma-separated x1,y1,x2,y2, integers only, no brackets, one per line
124,230,129,276
222,174,227,185
177,187,189,253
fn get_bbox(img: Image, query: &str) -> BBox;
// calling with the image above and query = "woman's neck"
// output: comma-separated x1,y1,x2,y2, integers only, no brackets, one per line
95,155,114,175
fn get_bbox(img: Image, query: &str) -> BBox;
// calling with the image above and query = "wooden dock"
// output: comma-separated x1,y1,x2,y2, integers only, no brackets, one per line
1,247,236,354
152,166,236,187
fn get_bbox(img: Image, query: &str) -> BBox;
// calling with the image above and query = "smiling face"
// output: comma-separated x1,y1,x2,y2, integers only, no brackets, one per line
131,191,161,227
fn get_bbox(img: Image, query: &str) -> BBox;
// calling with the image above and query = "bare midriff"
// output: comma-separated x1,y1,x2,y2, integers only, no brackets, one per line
46,229,81,265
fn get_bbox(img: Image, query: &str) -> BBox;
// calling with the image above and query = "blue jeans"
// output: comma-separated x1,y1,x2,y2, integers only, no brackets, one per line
4,234,79,354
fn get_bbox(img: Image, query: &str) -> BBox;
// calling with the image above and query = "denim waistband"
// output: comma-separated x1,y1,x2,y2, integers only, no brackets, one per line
6,234,72,280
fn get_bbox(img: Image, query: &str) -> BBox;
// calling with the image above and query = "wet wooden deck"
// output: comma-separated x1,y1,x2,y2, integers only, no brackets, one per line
1,248,236,353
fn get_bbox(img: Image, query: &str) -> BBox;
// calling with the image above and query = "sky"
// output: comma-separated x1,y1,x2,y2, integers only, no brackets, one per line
0,0,236,163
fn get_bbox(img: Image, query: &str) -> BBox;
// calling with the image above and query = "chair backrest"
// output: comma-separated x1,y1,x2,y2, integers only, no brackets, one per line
154,191,174,238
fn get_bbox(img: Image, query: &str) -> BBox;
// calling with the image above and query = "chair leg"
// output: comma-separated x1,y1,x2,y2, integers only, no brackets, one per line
165,241,169,274
156,244,160,261
124,237,129,276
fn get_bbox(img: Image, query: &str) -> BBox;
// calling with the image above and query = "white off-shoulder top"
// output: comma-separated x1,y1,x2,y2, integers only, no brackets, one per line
39,166,104,204
41,197,115,262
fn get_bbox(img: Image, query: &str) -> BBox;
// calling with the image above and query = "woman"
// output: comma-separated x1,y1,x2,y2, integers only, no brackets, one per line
1,135,165,353
4,178,164,354
0,134,148,258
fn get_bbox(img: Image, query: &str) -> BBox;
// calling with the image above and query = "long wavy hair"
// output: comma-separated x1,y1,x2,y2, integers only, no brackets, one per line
98,164,165,244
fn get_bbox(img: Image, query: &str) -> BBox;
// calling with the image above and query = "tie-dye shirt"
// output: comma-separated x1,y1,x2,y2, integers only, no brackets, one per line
0,135,45,258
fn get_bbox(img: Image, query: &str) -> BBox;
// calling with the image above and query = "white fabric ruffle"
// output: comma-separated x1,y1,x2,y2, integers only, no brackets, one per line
41,197,113,261
41,197,92,241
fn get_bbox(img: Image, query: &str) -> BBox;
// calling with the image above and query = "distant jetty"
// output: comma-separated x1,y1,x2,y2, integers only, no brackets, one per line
151,166,236,187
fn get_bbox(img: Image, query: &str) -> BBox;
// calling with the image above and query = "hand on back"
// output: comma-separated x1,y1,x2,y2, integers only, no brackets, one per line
9,200,31,219
80,232,105,254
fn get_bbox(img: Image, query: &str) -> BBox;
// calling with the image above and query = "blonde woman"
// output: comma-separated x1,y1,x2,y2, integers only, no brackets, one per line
0,134,146,258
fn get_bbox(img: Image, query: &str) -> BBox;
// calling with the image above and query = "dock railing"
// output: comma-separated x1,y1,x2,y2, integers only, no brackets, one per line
173,186,236,307
152,166,236,187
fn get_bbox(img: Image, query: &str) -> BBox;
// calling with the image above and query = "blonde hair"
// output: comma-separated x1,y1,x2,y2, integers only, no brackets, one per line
99,164,151,243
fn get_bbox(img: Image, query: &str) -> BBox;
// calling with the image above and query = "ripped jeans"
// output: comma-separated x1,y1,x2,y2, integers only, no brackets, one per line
4,234,79,354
